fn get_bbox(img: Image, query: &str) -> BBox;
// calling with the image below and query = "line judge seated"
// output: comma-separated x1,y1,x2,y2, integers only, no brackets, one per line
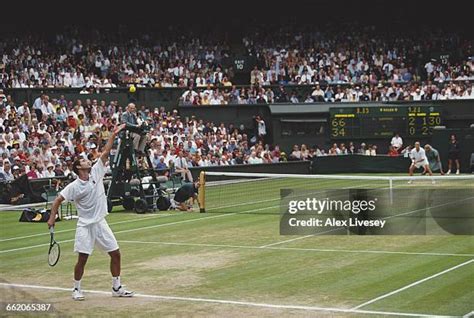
174,150,193,182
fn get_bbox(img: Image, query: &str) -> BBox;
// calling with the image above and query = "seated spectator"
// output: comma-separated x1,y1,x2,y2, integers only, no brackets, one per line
300,144,310,160
347,142,355,154
365,145,377,156
174,151,193,182
26,162,39,179
357,143,367,155
248,152,263,164
339,143,348,155
1,160,14,181
12,166,22,180
289,145,302,160
388,146,399,157
401,145,413,158
44,163,56,178
330,143,341,155
390,133,403,152
311,84,325,102
54,163,65,177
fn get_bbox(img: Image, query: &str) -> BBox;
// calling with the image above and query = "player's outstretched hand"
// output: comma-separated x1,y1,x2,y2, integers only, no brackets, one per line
113,124,126,135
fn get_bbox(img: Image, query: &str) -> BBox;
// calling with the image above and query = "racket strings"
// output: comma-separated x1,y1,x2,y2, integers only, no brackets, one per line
48,243,60,266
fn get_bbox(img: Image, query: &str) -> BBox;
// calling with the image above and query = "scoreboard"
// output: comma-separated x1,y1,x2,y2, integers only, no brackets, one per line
330,106,442,139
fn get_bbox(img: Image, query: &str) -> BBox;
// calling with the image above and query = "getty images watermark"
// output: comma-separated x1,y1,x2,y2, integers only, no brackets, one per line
280,189,473,235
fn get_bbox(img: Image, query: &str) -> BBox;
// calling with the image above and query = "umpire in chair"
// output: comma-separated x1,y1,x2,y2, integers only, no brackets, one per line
121,103,147,155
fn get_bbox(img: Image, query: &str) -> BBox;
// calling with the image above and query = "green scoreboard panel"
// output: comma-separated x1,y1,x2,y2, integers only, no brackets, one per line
329,106,442,139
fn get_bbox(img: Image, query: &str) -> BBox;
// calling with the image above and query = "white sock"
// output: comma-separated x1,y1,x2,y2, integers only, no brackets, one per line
74,280,81,290
112,276,121,289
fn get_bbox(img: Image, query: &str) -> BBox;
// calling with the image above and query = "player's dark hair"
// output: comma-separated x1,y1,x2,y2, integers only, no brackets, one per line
73,158,82,175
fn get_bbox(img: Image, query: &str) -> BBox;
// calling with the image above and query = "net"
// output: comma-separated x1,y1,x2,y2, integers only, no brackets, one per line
200,172,474,215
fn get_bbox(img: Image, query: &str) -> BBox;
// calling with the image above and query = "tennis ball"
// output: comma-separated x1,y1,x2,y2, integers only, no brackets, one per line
129,85,136,93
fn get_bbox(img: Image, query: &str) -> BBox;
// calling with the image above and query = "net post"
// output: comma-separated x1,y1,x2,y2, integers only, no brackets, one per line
198,171,206,213
389,178,393,205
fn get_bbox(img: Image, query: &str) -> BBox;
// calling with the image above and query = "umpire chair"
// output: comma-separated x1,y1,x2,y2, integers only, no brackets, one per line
106,123,168,213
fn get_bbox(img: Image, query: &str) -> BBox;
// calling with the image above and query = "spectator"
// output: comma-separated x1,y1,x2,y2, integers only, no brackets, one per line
1,160,14,181
44,163,56,178
365,145,377,156
26,162,39,179
174,151,193,182
248,151,263,164
390,133,403,152
311,84,325,102
256,116,267,143
388,146,399,157
12,165,21,180
54,163,65,177
289,145,302,160
290,92,299,103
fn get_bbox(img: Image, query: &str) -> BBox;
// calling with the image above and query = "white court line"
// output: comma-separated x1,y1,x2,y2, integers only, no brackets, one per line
0,213,176,243
119,240,474,257
259,234,314,248
0,184,283,243
0,213,235,254
464,310,474,318
0,180,366,244
0,282,455,317
352,258,474,310
258,183,381,248
382,196,474,221
108,206,278,236
0,205,278,254
260,194,473,248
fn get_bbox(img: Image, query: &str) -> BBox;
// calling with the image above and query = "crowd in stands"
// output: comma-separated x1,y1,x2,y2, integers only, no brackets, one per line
179,80,474,105
0,89,424,184
2,24,473,105
243,22,473,86
0,92,297,182
1,26,231,90
0,20,471,182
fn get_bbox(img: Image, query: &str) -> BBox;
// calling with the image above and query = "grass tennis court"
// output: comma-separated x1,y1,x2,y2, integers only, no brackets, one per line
1,175,473,317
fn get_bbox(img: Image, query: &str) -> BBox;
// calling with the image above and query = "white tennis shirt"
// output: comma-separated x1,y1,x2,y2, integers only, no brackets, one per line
60,159,108,226
410,147,427,162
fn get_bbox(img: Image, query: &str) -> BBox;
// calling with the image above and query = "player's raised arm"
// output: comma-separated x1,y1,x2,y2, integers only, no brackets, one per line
100,124,126,165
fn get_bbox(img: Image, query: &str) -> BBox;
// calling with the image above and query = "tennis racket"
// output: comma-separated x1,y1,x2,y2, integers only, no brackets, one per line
48,226,60,267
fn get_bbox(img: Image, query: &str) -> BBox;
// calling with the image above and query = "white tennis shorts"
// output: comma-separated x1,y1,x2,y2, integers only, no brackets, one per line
74,219,119,255
413,160,429,169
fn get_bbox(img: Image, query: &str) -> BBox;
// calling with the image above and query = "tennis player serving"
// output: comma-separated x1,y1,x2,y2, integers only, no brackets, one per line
408,141,434,184
47,124,135,301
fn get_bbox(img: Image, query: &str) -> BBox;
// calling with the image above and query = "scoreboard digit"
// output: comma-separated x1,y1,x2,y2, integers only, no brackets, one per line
329,105,442,139
331,115,351,138
407,106,442,137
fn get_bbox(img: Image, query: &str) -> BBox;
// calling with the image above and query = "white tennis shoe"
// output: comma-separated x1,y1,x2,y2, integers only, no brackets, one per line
112,285,135,297
72,288,85,301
